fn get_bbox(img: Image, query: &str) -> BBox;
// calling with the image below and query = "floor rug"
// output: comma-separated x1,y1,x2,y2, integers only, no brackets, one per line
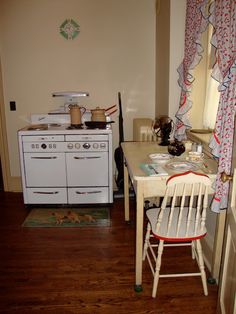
22,207,111,227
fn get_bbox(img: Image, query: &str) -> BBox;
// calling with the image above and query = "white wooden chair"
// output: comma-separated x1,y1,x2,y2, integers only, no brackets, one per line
143,171,211,298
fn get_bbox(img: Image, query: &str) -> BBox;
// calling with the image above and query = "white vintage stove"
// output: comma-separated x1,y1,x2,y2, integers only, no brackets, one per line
18,112,113,205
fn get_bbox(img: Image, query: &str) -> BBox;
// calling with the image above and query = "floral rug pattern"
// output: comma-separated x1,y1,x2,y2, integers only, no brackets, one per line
22,207,110,227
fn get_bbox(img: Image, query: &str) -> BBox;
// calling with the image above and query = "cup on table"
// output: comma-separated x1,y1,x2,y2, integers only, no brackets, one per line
191,142,203,154
188,151,204,163
184,141,192,151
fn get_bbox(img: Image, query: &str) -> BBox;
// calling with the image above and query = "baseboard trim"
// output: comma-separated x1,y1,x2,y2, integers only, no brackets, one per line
7,176,22,192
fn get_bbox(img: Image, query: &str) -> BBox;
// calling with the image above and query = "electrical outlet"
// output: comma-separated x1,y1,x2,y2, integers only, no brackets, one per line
10,101,16,111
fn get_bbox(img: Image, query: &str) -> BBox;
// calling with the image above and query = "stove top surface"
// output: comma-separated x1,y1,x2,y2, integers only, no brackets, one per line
18,123,112,134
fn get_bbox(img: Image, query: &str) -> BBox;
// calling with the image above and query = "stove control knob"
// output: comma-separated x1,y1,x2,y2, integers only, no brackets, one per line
75,143,81,149
100,143,106,149
83,143,90,149
67,143,73,149
93,143,99,149
41,143,47,149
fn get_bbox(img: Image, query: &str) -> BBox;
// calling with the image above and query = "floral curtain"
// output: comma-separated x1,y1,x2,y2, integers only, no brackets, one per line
175,0,236,213
175,0,209,141
208,0,236,213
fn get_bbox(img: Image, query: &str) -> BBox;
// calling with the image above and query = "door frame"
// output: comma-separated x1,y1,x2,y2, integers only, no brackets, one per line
0,57,11,191
216,115,236,313
216,170,236,313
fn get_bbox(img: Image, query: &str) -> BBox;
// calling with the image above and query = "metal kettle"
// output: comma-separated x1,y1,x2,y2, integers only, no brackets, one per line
69,104,86,125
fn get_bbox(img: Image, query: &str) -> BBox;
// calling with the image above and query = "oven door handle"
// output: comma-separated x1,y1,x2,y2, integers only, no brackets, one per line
33,191,59,194
31,156,57,159
75,190,102,194
73,156,101,160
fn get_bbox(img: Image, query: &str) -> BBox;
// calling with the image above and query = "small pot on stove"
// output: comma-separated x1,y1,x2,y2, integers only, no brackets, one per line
69,104,86,126
91,107,106,122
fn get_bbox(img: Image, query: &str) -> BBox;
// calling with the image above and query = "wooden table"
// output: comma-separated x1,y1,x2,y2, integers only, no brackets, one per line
121,141,217,292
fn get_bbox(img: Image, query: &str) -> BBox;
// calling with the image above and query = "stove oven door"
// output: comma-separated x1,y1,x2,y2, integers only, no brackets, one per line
24,152,66,187
66,152,109,186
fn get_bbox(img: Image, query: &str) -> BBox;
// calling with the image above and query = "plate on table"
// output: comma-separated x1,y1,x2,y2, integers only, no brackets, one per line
149,153,173,163
166,161,199,172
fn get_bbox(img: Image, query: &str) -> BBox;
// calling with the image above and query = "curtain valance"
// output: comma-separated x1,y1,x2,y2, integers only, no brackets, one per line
175,0,209,140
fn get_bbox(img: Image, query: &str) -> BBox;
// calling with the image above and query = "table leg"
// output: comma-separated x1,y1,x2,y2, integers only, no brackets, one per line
124,160,130,222
134,181,144,292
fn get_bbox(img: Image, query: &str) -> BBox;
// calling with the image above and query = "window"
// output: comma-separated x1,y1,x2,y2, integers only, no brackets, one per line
202,25,219,129
191,25,219,130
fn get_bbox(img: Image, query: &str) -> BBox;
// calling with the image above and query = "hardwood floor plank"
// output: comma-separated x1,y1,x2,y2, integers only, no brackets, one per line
0,193,217,313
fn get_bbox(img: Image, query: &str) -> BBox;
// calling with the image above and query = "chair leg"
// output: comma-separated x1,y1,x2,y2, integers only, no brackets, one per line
196,239,208,296
152,240,164,298
191,241,196,259
143,223,151,260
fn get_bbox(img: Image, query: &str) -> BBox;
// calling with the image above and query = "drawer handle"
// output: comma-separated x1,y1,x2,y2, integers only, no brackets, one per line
76,190,102,194
74,156,101,160
33,191,59,194
31,156,57,160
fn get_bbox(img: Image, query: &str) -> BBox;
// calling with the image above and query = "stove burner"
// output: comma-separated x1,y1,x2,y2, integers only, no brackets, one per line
85,121,110,129
67,124,83,130
27,124,48,131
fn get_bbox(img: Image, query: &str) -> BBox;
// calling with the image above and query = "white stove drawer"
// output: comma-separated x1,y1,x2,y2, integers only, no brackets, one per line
25,188,67,204
68,187,109,204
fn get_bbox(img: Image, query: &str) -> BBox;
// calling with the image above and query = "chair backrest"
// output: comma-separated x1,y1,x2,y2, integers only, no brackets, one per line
155,171,212,240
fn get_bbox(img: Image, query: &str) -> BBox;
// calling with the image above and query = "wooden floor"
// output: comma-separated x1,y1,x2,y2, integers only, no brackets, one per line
0,192,218,313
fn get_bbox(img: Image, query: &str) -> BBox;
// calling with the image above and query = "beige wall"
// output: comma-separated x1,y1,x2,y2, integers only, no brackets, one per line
0,0,156,182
